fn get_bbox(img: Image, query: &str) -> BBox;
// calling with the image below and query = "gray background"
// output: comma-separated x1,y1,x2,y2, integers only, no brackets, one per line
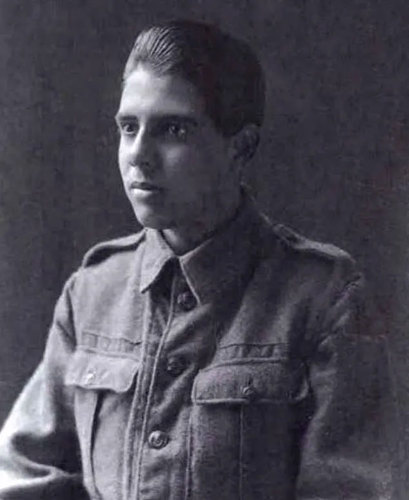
0,0,408,472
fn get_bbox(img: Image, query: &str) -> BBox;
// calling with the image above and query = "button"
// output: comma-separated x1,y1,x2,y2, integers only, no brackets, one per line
166,356,186,376
148,430,169,449
100,338,109,349
242,384,258,401
84,371,95,384
176,291,196,311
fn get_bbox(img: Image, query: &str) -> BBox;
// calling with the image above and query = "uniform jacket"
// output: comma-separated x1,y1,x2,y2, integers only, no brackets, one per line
0,198,398,499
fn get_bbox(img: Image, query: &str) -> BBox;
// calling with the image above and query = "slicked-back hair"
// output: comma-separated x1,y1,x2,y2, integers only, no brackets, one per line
123,20,265,137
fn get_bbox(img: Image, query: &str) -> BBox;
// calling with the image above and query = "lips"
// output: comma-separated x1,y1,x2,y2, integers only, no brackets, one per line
129,181,162,192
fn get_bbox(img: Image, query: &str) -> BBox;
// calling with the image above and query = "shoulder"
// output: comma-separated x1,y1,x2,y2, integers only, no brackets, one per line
272,223,354,266
270,224,366,341
268,222,361,291
81,230,146,268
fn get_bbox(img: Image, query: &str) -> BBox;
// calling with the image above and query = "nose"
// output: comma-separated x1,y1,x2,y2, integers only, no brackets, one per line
128,127,155,172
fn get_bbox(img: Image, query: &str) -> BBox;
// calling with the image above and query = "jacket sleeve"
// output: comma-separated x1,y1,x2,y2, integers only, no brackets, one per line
0,273,89,500
296,269,401,499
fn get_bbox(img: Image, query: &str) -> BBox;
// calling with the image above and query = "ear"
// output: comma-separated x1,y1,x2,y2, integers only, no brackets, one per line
229,124,260,165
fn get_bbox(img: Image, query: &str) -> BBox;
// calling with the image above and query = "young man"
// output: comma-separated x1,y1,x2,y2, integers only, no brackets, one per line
0,20,396,500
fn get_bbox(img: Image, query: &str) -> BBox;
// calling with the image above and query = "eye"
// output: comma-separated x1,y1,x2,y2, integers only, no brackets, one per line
119,121,138,136
164,121,188,140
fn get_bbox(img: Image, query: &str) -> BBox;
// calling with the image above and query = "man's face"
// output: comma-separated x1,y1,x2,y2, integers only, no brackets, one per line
116,65,239,232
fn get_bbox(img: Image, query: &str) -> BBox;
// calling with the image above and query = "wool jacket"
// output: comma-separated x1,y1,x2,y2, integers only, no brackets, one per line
0,198,398,499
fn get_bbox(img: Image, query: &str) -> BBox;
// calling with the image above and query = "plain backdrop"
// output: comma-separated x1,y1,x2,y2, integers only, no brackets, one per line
1,0,408,478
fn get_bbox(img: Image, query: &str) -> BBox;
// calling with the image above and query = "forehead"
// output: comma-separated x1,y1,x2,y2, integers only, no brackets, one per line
118,65,206,119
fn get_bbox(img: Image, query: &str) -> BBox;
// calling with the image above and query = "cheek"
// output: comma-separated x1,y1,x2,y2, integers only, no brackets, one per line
118,139,126,164
117,165,130,195
159,147,191,180
163,146,216,184
117,141,129,175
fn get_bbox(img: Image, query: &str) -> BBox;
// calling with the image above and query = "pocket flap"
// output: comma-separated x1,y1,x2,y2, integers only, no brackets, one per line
192,361,308,404
65,350,139,393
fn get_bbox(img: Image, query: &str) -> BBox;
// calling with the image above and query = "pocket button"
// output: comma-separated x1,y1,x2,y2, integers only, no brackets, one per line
242,384,258,401
84,370,95,384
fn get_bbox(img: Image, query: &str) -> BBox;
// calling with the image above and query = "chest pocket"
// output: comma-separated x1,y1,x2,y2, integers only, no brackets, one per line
65,348,139,500
192,359,309,405
65,349,139,392
188,360,310,500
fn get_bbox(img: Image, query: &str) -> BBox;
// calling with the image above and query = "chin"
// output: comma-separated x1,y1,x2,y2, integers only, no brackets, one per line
133,207,173,230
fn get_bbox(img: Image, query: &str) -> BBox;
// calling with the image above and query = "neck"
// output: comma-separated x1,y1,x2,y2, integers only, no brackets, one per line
162,191,242,255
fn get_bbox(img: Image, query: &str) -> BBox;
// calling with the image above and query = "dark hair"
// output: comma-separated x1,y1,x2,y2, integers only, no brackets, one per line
123,20,265,137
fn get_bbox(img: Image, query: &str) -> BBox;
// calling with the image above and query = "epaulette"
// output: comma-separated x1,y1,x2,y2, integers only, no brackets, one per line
81,231,145,267
273,223,352,262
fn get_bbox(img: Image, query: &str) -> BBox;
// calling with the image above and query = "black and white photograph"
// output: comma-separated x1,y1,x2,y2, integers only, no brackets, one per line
0,1,407,498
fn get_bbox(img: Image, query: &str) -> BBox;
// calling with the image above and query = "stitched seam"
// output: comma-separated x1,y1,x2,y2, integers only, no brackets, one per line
306,274,364,354
184,411,194,500
122,292,151,499
200,358,288,372
79,390,101,500
239,405,244,500
329,274,362,308
194,397,285,405
132,276,178,499
81,330,143,345
76,346,141,361
218,341,289,349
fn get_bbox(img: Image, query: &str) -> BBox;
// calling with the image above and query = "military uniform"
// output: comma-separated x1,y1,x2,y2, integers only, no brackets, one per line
0,197,396,499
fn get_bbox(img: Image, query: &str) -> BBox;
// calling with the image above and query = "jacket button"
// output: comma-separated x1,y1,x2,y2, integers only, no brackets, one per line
176,291,196,311
148,430,169,449
166,356,186,376
242,384,258,401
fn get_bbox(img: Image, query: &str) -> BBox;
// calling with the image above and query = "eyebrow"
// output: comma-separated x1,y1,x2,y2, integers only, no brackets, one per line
114,112,200,128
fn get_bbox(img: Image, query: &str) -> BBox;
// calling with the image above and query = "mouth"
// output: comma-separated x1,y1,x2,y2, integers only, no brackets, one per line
129,181,162,192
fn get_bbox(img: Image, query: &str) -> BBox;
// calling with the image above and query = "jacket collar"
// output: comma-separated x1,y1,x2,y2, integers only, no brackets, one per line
139,195,268,304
